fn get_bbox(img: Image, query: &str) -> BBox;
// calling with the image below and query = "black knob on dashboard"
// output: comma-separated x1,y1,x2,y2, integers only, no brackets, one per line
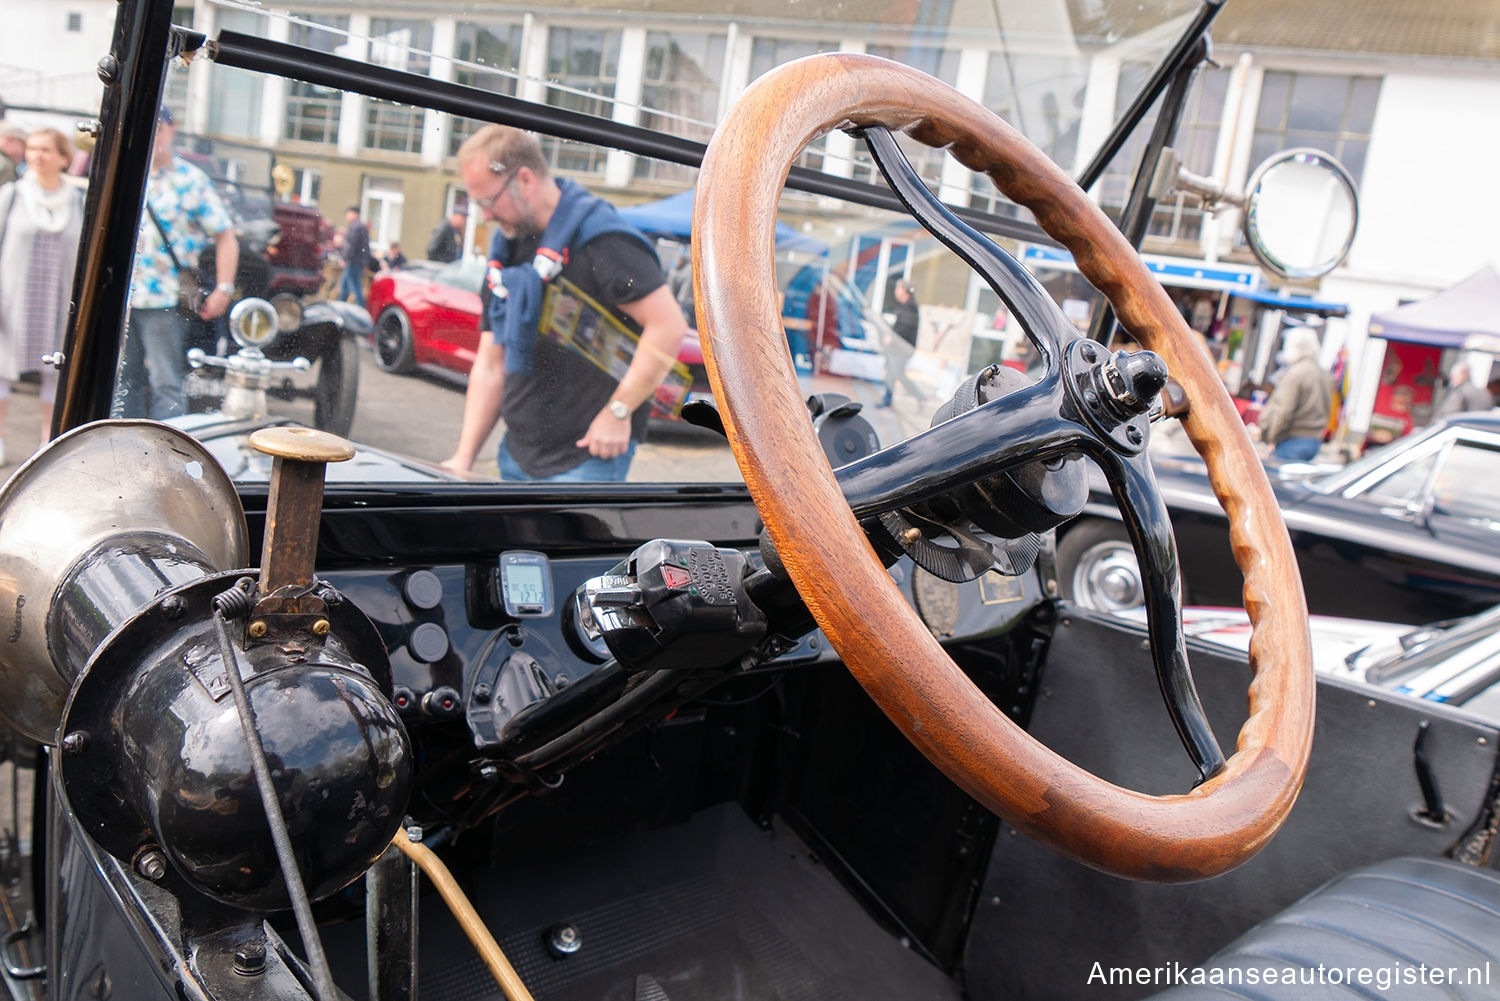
422,686,462,718
392,685,417,716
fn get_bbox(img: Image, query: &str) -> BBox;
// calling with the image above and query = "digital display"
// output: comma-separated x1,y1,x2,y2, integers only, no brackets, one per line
499,551,553,617
504,564,546,606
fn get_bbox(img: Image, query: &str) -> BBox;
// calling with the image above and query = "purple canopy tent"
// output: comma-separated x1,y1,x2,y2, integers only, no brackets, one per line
1368,265,1500,347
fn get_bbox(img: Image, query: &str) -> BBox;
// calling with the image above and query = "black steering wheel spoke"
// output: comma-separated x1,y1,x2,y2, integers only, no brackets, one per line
1093,448,1227,781
861,126,1077,367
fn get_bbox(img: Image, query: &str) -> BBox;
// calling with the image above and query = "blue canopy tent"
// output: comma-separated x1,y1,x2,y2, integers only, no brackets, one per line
1368,265,1500,348
618,189,830,255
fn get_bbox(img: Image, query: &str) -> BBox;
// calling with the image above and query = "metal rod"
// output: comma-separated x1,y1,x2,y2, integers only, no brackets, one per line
55,3,180,432
1074,0,1226,192
1086,38,1207,345
212,611,339,1001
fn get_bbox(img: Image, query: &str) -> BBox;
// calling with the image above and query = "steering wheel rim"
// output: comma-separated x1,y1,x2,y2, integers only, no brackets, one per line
692,53,1314,882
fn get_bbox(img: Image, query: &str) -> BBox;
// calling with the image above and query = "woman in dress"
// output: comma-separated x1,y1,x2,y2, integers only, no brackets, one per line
0,127,85,464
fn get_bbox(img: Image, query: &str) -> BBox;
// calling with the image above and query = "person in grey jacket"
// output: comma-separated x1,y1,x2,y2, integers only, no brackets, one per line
1438,362,1495,416
1256,327,1334,462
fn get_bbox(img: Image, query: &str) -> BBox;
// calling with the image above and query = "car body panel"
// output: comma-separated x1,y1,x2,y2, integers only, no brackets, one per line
1065,413,1500,622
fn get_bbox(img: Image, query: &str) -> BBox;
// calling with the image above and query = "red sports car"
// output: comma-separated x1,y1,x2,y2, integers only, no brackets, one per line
367,258,708,420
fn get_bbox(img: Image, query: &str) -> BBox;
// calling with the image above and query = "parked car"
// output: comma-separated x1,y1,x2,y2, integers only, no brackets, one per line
1058,411,1500,623
367,256,711,419
175,134,331,299
1144,603,1500,722
15,3,1500,1001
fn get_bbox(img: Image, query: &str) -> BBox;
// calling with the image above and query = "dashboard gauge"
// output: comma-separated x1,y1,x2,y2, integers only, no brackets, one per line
911,567,961,638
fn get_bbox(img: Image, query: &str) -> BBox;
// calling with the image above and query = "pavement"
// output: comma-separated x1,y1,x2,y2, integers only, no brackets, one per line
0,378,49,482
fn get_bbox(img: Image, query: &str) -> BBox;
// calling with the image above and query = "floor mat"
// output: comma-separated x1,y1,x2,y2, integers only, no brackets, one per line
338,804,962,1001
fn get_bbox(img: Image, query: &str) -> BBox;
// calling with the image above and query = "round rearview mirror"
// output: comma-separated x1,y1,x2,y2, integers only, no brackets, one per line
228,297,280,350
1241,148,1358,281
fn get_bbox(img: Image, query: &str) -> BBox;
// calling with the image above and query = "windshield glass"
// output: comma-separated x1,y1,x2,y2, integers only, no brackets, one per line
104,0,1202,485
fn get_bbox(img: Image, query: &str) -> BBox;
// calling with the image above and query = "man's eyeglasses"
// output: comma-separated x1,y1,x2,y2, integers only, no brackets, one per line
472,165,518,210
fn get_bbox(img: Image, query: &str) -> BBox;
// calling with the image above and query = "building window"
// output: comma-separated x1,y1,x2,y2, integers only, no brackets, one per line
1093,62,1228,248
970,51,1089,213
362,19,434,154
1251,71,1380,185
634,30,726,183
851,44,961,188
542,27,622,177
1148,66,1229,246
749,37,842,173
447,21,524,158
66,12,82,32
283,15,349,145
204,7,265,140
291,167,322,206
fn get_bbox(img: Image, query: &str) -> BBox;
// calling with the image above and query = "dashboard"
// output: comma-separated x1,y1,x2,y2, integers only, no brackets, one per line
320,546,1048,755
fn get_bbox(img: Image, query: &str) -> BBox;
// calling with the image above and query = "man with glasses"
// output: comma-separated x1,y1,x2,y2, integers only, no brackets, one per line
442,124,686,481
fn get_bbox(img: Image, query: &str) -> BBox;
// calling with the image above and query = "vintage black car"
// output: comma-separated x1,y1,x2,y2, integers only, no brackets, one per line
1059,412,1500,623
2,2,1498,1001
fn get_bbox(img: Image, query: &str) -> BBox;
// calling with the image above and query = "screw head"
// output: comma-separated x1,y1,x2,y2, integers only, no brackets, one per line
248,620,268,639
545,922,583,957
62,730,89,754
312,619,330,636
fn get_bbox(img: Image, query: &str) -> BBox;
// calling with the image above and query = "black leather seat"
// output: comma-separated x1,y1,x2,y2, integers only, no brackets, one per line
1152,856,1500,1000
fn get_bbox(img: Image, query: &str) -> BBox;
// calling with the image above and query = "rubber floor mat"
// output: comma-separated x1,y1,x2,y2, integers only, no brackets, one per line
333,804,962,1001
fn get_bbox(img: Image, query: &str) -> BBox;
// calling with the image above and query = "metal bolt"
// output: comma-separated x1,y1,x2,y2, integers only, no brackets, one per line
247,620,268,639
901,527,923,545
1126,426,1144,446
134,848,167,882
312,619,330,636
41,351,66,369
76,119,101,137
472,683,492,701
160,595,185,620
96,55,118,83
62,730,89,754
233,942,267,977
546,922,583,958
88,966,111,999
406,825,423,843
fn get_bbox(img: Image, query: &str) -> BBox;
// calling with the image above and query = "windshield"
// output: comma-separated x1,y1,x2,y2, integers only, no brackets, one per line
92,0,1204,486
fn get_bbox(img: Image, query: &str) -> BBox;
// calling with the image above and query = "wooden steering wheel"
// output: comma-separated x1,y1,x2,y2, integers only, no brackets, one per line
691,53,1315,882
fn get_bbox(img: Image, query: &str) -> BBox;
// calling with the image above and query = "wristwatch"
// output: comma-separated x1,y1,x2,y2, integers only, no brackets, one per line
606,399,630,420
214,281,235,295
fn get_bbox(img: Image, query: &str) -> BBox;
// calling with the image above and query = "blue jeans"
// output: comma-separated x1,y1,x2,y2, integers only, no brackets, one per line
338,265,365,307
114,307,187,419
1272,436,1322,462
498,436,635,482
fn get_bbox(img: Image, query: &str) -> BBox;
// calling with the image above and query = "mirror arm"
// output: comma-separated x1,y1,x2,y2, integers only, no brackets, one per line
1149,148,1244,212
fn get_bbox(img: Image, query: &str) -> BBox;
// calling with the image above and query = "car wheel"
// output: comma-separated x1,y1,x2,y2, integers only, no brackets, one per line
374,306,415,374
312,335,360,438
1056,520,1145,614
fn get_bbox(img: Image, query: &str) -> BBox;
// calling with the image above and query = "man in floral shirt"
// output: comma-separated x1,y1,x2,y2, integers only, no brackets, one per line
114,106,238,419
